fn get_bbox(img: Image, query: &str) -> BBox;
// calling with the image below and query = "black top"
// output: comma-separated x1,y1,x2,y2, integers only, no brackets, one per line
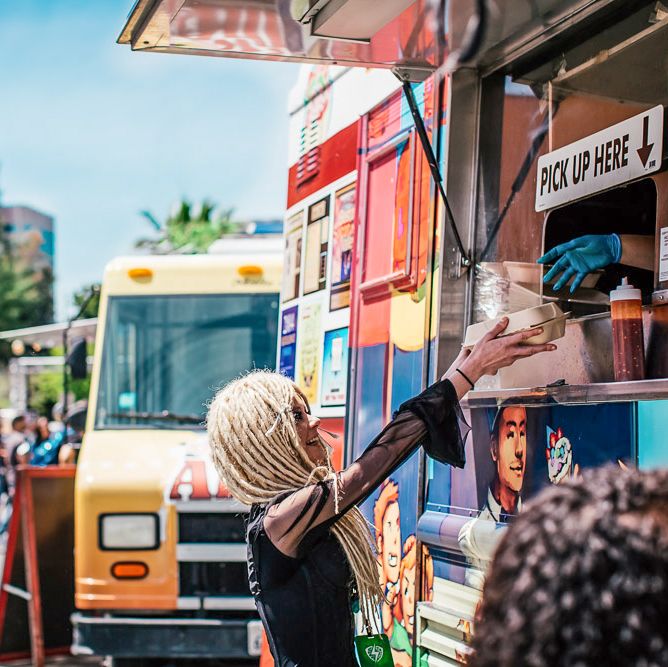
246,379,465,667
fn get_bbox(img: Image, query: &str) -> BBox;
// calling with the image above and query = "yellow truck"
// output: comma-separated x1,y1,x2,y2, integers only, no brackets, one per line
72,239,281,665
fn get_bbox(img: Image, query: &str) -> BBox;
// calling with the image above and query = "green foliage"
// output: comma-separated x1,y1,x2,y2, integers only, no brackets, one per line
0,219,54,361
29,370,90,418
72,283,101,319
28,371,60,417
135,198,242,254
0,372,9,409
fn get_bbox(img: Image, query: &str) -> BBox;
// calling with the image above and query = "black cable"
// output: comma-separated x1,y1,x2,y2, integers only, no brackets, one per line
456,0,488,65
479,101,559,263
401,80,471,266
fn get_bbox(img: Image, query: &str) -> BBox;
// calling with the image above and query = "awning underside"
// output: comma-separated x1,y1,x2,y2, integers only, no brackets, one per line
118,0,441,77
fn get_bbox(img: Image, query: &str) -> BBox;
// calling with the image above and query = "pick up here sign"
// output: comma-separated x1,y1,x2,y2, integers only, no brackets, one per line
535,105,664,211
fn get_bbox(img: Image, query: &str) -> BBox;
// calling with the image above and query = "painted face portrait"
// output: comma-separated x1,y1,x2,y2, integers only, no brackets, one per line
400,554,415,636
380,501,401,583
374,480,401,586
492,406,527,498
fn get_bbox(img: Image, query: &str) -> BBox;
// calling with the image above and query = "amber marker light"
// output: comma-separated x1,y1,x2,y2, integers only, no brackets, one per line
111,562,149,579
128,267,153,280
237,264,263,278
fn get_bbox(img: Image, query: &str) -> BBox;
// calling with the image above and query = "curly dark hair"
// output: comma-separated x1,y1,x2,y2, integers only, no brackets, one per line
470,465,668,667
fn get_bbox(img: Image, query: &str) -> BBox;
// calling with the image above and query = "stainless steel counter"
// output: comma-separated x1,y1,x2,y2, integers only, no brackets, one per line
465,378,668,408
471,306,668,395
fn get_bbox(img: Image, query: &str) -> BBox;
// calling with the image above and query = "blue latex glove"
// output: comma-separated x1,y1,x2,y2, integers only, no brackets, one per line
537,233,622,293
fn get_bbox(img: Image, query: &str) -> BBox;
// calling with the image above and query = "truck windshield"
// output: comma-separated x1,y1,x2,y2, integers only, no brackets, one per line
95,293,278,429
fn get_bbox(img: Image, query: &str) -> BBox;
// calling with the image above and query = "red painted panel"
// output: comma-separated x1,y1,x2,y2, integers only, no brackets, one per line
319,416,345,471
350,111,393,350
364,147,402,282
367,91,403,152
287,123,359,208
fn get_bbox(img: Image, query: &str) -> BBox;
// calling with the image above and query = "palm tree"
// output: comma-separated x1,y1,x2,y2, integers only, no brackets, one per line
135,198,242,254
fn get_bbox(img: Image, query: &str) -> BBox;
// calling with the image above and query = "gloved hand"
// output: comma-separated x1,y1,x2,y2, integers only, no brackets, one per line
537,233,622,293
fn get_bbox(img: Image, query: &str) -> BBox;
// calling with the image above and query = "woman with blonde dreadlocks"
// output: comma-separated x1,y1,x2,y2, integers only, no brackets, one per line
207,318,555,667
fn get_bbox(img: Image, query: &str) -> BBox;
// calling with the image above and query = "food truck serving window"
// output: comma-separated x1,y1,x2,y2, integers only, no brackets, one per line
473,2,667,323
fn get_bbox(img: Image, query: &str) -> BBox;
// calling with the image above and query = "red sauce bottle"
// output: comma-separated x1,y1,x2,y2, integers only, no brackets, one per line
610,277,645,382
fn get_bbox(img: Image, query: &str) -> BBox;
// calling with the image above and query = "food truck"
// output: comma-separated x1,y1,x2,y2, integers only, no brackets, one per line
72,241,281,664
118,1,668,663
276,66,438,666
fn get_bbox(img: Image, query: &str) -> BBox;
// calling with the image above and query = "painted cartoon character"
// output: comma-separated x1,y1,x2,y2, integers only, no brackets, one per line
546,426,579,484
489,405,527,516
458,405,528,590
389,536,434,667
373,480,402,637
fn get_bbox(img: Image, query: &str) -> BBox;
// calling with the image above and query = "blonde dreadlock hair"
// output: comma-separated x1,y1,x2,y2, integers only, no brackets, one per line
207,370,383,630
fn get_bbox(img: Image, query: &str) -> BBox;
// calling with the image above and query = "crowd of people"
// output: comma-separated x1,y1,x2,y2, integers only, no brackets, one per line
0,409,81,537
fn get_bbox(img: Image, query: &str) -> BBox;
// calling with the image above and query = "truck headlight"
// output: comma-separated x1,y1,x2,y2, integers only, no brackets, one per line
99,513,159,550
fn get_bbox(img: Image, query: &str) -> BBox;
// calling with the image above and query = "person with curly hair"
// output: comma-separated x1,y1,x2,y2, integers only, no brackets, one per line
470,465,668,667
207,318,554,666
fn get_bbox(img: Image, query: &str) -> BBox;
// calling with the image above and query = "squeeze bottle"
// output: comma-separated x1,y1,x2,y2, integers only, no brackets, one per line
610,277,645,381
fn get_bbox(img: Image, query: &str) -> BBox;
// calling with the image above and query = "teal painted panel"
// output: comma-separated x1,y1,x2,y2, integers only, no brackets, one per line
637,400,668,469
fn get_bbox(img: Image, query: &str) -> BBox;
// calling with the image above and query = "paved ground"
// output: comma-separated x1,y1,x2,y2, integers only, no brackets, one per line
0,658,104,667
0,658,256,666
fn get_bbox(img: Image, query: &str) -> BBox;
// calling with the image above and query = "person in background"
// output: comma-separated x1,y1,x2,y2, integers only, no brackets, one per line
33,416,51,447
538,234,654,292
3,415,31,468
0,414,31,536
31,416,62,466
470,465,668,667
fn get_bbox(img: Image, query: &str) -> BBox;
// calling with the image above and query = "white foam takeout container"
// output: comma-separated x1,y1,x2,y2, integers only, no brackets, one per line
463,303,570,349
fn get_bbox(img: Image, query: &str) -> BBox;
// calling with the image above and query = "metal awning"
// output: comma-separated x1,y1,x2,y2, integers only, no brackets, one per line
0,318,98,348
118,0,441,79
117,1,623,79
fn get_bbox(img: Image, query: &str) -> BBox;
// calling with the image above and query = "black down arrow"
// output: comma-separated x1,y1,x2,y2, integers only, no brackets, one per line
637,115,654,167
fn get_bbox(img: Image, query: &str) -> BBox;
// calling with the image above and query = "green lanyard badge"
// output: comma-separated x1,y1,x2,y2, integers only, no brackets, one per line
354,633,395,667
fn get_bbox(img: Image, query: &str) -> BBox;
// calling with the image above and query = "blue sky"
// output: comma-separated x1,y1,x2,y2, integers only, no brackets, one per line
0,1,299,319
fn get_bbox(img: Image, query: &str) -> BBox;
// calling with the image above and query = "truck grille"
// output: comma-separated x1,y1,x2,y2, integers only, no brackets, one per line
176,507,253,609
179,562,251,597
178,512,246,543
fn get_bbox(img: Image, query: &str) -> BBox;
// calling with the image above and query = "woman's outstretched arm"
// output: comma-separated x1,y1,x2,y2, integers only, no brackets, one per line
264,319,556,557
264,380,455,557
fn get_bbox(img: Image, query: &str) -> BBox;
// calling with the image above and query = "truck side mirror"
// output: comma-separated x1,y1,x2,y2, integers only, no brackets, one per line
67,337,88,380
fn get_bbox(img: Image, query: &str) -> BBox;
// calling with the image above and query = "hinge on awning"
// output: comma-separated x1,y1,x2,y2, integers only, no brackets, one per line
398,77,471,268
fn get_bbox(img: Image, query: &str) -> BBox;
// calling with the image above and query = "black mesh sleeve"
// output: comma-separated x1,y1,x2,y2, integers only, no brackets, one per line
263,379,465,557
396,376,466,468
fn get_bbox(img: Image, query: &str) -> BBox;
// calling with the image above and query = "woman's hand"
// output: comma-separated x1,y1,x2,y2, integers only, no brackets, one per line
442,317,556,397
